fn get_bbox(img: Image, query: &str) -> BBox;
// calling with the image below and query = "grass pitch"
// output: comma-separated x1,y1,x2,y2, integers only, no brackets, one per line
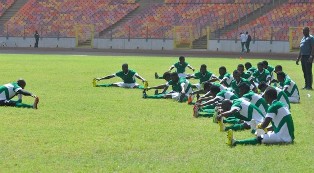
0,54,313,172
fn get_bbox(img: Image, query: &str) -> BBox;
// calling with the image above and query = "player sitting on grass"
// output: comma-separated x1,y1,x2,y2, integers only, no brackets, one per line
237,64,251,79
216,98,264,132
155,56,195,78
245,62,257,75
0,79,39,109
193,85,238,118
186,64,217,90
230,70,252,97
227,87,294,146
218,66,234,88
93,63,147,89
277,71,300,103
238,83,269,115
258,82,291,109
143,72,192,102
153,72,171,95
251,62,271,86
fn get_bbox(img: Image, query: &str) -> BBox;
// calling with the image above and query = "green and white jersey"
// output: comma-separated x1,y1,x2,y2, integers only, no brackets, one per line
166,77,192,93
253,69,271,83
215,90,238,101
173,62,189,73
241,91,268,115
194,71,214,83
0,82,22,101
266,100,294,142
115,70,137,84
230,78,251,97
275,87,291,109
247,67,257,75
219,73,233,87
230,99,265,123
279,77,300,98
240,72,251,79
267,65,274,74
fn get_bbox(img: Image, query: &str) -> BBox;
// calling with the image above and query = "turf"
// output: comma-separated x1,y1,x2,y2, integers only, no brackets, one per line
0,54,313,172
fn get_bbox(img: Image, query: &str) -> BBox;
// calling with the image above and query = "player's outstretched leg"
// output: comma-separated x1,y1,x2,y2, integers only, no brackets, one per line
15,97,39,109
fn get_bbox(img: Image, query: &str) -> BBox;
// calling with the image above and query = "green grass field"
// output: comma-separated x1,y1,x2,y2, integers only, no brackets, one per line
0,54,313,172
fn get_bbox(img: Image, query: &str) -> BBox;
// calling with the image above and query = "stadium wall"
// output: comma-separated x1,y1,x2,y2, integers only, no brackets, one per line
0,37,290,53
93,38,174,50
208,40,290,53
0,37,76,48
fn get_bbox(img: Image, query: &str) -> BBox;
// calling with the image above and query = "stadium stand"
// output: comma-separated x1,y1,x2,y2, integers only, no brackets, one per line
221,2,314,40
4,0,139,37
107,3,263,39
165,0,272,3
0,0,15,17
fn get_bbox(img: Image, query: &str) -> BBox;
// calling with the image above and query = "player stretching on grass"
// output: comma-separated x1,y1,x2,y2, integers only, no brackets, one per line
93,63,147,89
0,79,39,109
143,72,192,102
186,64,217,90
227,87,294,146
155,56,195,79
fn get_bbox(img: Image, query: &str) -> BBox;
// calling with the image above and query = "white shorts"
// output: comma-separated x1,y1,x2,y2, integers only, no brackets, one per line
170,88,193,101
114,82,139,88
288,97,300,103
194,83,202,90
262,131,293,144
178,73,187,78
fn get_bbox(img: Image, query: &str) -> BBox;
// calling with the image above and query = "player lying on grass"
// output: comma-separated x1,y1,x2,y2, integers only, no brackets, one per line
258,82,291,109
238,82,269,115
155,56,195,79
93,63,147,89
186,64,217,90
0,79,39,109
277,71,300,103
227,87,294,146
216,98,265,132
193,85,238,118
143,72,192,102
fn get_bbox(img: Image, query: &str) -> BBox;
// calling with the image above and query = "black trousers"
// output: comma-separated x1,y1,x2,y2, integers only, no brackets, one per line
301,55,313,88
245,42,250,53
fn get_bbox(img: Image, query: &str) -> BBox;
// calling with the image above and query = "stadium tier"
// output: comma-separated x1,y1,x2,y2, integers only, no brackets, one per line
164,0,271,3
222,2,314,40
108,3,262,39
0,0,15,16
5,0,139,37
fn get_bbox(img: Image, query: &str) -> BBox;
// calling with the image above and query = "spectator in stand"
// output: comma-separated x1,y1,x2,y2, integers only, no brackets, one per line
34,31,40,48
245,32,252,53
296,27,314,90
240,32,247,53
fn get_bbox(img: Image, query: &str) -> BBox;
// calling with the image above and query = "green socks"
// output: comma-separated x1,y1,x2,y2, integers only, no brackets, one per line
223,118,241,124
234,138,259,145
146,94,165,99
225,124,244,131
16,103,33,108
96,84,112,87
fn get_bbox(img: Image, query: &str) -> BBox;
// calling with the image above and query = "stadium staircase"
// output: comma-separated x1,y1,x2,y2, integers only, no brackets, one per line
99,0,164,37
0,0,28,34
192,0,289,49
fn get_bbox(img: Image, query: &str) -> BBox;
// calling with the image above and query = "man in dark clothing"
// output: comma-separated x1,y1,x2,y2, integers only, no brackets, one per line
34,31,40,48
245,32,251,53
296,27,314,90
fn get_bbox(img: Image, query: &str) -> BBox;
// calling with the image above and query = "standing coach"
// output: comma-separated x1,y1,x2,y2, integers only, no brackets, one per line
296,27,314,90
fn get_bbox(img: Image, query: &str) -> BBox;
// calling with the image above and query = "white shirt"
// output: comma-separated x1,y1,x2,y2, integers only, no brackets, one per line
240,33,247,42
